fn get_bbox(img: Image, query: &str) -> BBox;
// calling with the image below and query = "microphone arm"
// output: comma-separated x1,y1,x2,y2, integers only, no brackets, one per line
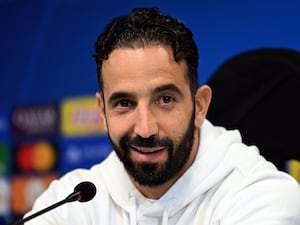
11,181,96,225
12,192,79,225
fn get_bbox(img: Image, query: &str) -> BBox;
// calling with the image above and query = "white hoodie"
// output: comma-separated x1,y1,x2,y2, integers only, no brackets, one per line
25,120,300,225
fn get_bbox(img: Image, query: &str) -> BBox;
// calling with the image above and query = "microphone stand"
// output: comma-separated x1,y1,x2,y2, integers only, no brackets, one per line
11,192,80,225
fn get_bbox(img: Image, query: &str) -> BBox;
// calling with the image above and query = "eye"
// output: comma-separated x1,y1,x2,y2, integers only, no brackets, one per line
115,99,134,108
157,95,174,105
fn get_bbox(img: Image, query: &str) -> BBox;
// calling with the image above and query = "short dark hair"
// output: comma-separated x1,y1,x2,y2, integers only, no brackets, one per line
93,8,199,96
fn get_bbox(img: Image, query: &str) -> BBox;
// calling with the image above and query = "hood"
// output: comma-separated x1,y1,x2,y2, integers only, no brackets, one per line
97,119,261,225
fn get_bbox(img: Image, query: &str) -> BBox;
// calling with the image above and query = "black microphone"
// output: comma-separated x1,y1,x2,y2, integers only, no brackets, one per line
12,181,97,225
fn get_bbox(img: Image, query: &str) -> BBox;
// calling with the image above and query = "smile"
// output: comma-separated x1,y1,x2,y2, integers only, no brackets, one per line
129,145,165,154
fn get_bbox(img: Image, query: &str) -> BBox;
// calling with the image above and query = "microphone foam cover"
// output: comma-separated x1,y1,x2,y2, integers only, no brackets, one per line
74,181,97,202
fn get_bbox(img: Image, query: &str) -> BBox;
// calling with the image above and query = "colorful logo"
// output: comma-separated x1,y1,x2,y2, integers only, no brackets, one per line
0,143,9,175
61,96,106,137
286,159,300,183
14,140,58,173
11,175,58,214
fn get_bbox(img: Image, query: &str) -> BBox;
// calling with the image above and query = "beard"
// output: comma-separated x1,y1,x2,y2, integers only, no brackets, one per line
108,111,196,187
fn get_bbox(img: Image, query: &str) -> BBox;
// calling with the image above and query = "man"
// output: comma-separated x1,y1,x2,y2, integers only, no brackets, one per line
25,8,300,225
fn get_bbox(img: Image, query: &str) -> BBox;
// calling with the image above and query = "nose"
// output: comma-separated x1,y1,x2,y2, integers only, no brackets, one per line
133,103,158,138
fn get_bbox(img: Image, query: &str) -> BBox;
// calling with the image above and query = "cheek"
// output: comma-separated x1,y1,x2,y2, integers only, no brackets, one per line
106,117,130,142
162,111,191,136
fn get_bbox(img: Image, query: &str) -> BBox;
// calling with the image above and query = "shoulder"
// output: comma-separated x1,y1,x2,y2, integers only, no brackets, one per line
219,170,300,224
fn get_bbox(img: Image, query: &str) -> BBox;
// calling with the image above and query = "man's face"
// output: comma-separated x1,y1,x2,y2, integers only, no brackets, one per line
98,46,201,187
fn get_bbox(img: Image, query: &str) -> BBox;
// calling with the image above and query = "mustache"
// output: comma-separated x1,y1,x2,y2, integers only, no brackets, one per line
121,135,173,148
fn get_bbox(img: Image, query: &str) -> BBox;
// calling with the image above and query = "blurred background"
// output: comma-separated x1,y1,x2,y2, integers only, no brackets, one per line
1,0,300,224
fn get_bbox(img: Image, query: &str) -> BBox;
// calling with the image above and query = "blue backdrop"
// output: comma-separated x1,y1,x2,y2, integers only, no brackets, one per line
1,0,300,224
1,0,300,108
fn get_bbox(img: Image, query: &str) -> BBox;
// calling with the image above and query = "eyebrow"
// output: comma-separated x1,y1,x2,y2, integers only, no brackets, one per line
153,83,183,96
107,83,183,105
108,92,134,105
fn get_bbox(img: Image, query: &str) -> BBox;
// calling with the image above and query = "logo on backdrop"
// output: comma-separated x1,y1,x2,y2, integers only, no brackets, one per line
0,143,9,175
0,178,10,216
60,135,112,172
13,140,58,173
11,175,58,215
60,96,106,137
11,103,59,137
286,159,300,183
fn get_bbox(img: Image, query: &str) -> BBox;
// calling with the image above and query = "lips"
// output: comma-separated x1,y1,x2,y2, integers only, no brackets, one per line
130,145,165,154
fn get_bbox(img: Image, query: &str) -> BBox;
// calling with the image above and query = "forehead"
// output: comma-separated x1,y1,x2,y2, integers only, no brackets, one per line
101,46,189,97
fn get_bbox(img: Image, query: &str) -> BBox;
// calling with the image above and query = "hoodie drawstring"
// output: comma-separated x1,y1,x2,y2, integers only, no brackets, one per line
129,195,137,225
129,195,174,225
162,200,173,225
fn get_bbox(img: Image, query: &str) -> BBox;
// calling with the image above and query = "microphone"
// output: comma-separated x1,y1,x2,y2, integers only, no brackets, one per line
12,181,97,225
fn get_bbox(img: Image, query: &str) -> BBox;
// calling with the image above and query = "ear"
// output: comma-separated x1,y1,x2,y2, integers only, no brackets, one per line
96,92,108,131
194,85,212,128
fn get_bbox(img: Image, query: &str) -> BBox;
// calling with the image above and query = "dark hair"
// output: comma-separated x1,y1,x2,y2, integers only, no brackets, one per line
93,8,199,96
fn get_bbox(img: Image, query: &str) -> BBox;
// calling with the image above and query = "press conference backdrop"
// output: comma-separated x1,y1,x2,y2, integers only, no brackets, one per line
1,0,300,224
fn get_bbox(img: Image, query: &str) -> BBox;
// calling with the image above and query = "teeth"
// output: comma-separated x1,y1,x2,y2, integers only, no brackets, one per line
131,146,161,154
137,149,157,154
